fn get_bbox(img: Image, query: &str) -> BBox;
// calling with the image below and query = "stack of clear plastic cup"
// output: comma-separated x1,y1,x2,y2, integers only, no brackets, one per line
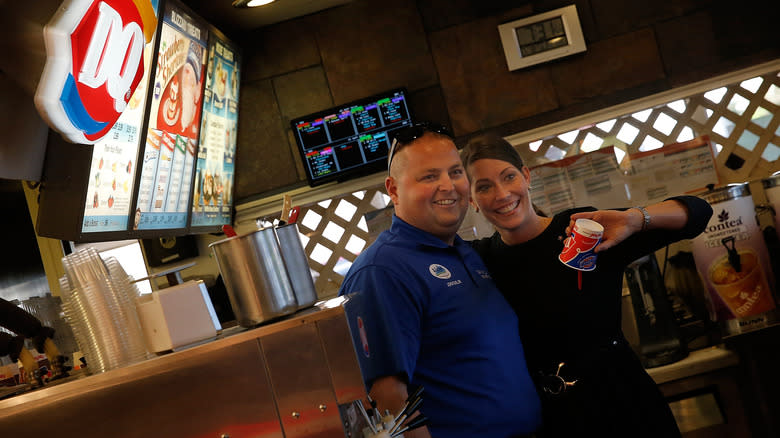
103,257,147,362
59,248,149,374
18,295,79,357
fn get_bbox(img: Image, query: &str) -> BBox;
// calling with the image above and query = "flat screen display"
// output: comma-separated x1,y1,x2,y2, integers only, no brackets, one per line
291,88,413,186
80,0,161,235
132,0,208,231
189,28,240,231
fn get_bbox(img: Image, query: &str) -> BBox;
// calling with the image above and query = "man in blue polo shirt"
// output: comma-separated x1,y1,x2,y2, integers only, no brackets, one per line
339,123,541,438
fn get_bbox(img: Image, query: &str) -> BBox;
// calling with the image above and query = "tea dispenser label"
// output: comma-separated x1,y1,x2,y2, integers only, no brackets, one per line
692,194,777,333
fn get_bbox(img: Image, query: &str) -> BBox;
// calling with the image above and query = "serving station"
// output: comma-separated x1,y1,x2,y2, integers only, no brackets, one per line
0,298,367,438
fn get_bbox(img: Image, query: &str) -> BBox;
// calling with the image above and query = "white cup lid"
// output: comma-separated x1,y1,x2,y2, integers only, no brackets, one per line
574,218,604,236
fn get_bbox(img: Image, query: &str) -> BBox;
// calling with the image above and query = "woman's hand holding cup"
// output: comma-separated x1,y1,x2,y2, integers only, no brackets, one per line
567,209,645,253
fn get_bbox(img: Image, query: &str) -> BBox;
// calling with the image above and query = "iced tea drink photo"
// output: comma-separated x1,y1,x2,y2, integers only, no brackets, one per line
709,249,776,318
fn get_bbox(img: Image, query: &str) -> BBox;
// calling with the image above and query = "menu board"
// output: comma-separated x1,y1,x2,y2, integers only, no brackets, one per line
81,1,161,233
133,0,208,231
290,88,412,187
529,147,627,215
622,136,718,205
529,137,719,216
190,30,240,229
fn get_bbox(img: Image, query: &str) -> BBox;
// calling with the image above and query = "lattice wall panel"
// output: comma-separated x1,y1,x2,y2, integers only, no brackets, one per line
279,69,780,299
289,185,389,298
516,70,780,184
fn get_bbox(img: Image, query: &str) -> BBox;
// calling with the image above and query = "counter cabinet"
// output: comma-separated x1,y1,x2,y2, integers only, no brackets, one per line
0,301,367,438
649,344,771,438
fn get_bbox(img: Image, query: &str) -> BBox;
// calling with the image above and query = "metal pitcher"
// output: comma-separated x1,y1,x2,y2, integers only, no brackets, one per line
209,228,298,327
275,223,318,310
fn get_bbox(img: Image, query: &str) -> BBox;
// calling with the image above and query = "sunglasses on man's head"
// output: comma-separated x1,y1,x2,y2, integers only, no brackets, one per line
387,122,452,172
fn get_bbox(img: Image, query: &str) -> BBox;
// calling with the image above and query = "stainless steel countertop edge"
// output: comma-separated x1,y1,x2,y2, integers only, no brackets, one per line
0,296,349,415
646,345,740,385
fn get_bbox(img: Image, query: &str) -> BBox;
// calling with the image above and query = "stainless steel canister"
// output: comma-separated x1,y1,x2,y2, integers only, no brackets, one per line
275,223,318,309
209,228,298,327
762,172,780,236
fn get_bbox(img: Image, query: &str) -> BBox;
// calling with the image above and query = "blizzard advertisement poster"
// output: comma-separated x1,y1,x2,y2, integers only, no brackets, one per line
133,1,207,230
191,33,240,228
82,0,160,233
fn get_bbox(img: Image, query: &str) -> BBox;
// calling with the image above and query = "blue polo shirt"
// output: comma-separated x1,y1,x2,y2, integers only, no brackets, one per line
339,216,541,438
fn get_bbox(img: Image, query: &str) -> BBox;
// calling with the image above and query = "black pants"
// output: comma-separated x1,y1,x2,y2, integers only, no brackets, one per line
533,341,681,438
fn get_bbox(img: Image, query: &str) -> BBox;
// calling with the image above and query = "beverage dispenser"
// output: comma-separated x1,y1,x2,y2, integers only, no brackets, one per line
624,254,688,368
691,183,779,336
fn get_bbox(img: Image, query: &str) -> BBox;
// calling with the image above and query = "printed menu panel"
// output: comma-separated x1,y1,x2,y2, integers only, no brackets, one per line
622,136,719,205
133,0,208,230
81,1,161,233
529,147,627,216
190,31,240,228
528,137,719,215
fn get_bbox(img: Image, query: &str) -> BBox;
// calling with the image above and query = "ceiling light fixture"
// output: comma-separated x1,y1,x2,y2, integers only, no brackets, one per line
232,0,276,8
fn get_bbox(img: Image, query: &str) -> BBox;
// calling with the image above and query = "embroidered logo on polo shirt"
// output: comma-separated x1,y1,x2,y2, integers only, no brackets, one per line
476,269,492,279
429,264,452,279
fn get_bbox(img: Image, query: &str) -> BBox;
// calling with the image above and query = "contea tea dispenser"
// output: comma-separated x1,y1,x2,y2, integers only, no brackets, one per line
691,183,779,336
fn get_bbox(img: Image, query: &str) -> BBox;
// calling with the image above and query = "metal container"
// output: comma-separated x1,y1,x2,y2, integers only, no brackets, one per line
0,300,367,438
275,223,318,310
762,172,780,236
624,254,688,368
691,183,778,336
209,228,298,327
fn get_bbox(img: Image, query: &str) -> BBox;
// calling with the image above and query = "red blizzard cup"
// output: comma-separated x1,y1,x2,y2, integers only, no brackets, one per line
559,218,604,271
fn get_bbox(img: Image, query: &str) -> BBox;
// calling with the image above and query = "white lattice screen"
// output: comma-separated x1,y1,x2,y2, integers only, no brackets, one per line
253,64,780,300
512,70,780,182
293,187,390,297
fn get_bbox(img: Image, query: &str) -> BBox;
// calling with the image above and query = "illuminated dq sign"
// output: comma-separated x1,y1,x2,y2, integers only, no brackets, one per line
35,0,158,144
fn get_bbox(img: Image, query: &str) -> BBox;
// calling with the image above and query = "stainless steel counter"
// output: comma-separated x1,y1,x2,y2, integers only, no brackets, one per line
0,297,366,438
0,294,744,437
646,345,739,385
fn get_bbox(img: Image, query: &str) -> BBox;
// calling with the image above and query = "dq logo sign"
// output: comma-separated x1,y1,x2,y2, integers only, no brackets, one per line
35,0,157,144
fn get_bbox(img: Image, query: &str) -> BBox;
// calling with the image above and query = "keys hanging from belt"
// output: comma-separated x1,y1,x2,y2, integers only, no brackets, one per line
540,362,578,395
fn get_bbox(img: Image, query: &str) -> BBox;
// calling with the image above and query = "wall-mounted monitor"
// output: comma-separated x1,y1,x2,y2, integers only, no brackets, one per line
189,27,241,233
36,0,163,243
290,88,414,187
78,1,162,238
131,0,208,234
35,0,239,243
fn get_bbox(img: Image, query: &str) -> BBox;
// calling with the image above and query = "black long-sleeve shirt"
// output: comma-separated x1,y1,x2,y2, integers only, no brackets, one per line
471,195,713,437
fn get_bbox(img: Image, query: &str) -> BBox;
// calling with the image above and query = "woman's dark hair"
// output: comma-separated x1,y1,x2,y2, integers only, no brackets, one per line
460,133,525,180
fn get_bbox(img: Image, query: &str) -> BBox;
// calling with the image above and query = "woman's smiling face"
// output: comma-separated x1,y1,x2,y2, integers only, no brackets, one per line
468,158,535,233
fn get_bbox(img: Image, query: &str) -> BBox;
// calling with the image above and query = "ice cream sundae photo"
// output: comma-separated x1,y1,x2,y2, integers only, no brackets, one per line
214,173,223,205
215,63,227,101
203,172,214,206
231,69,237,100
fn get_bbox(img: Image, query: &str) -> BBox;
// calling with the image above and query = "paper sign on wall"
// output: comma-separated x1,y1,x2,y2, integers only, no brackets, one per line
529,137,719,215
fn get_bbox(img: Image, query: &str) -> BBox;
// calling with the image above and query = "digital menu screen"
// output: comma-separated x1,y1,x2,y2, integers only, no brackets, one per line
190,29,240,230
133,0,208,231
291,88,413,187
81,0,161,234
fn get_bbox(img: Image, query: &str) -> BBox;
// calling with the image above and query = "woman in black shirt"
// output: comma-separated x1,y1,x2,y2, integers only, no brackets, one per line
461,134,713,437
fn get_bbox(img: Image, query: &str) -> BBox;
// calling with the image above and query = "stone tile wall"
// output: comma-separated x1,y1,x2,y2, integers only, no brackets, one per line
231,0,779,202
